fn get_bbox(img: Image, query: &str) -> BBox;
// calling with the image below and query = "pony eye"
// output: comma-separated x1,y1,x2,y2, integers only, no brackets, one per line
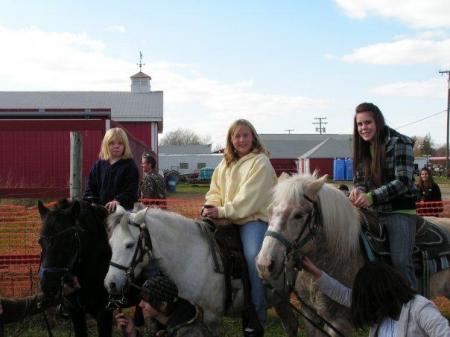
125,243,134,249
293,212,304,219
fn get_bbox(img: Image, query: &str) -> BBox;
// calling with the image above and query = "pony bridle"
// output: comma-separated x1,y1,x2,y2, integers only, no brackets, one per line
38,225,84,294
108,220,153,306
264,194,321,284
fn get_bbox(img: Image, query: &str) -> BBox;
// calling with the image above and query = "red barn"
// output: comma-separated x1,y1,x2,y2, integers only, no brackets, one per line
0,71,163,198
260,134,352,177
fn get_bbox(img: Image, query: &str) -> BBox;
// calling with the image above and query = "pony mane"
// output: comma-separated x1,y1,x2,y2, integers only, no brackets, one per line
317,182,361,259
273,173,361,260
107,206,201,238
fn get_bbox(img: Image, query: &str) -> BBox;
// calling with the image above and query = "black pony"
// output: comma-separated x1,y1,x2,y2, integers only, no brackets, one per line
38,199,113,337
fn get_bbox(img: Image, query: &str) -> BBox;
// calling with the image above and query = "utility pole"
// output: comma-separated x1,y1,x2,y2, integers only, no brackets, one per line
285,129,294,134
439,70,450,178
313,117,327,134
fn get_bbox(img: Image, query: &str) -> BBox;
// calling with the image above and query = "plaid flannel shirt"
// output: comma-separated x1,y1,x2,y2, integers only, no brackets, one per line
354,127,417,212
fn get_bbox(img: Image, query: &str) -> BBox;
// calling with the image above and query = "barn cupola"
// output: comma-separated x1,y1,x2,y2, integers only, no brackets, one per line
131,51,151,93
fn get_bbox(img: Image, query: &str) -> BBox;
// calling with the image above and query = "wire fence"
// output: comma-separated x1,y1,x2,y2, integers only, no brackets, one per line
0,198,204,297
0,199,448,297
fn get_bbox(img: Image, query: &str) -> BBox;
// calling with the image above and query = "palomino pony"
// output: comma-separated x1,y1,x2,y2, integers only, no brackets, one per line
256,174,450,337
38,199,113,337
104,206,298,337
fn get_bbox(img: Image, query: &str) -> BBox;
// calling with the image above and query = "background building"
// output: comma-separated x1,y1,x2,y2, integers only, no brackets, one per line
0,70,163,198
260,134,352,177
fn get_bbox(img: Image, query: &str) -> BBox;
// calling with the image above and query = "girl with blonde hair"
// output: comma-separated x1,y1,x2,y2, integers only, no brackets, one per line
84,127,139,212
202,119,277,336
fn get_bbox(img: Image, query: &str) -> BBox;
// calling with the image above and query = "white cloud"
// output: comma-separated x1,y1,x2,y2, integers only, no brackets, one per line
334,0,450,29
370,79,447,98
104,25,126,33
0,25,327,146
338,37,450,66
0,26,130,90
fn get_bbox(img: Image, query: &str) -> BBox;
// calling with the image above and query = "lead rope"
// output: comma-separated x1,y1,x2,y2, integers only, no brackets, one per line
43,312,54,337
266,283,348,337
292,290,348,337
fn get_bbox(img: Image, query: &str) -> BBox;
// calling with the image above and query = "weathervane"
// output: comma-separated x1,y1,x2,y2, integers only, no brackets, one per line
137,51,145,72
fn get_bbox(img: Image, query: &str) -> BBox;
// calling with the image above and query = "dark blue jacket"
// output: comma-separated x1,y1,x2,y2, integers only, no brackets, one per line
83,158,139,210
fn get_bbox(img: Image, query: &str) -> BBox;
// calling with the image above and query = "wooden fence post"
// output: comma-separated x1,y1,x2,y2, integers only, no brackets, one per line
70,132,83,200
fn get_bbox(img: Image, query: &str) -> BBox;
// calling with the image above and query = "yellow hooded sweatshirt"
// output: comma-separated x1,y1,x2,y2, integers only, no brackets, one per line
205,152,277,225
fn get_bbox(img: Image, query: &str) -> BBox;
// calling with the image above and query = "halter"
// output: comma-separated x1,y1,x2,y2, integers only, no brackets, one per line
264,193,320,277
263,194,349,337
107,214,154,309
38,225,84,282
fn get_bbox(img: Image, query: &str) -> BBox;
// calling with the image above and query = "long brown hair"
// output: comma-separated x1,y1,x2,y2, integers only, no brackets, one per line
352,103,387,186
223,119,269,166
417,167,434,189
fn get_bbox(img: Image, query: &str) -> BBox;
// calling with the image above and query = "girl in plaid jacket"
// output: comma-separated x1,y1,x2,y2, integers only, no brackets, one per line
349,102,418,288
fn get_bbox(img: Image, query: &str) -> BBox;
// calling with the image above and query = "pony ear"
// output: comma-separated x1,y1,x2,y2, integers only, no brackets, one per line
306,174,328,197
38,200,49,219
278,172,291,183
70,200,81,218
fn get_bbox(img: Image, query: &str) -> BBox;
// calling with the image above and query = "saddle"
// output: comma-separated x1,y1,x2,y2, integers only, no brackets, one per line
196,218,253,313
360,209,450,297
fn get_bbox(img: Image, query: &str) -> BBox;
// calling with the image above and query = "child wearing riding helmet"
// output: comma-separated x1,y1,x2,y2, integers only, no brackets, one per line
84,127,139,213
349,103,417,288
202,119,277,336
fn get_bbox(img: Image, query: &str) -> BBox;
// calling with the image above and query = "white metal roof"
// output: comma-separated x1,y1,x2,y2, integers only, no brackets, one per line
0,91,163,122
299,137,352,158
260,133,352,158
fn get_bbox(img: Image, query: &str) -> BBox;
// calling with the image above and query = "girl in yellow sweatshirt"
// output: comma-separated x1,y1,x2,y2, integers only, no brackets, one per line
202,119,277,334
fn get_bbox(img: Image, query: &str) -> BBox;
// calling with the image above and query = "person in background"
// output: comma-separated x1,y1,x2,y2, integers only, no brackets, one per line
115,275,212,337
83,127,139,213
140,152,167,200
417,167,442,202
338,184,350,197
300,256,450,337
349,103,417,288
202,119,277,336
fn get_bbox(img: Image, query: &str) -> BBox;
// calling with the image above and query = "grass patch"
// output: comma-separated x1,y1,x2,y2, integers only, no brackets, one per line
5,311,371,337
168,182,210,196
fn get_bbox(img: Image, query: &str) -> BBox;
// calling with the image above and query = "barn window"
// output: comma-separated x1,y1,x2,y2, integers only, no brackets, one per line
179,162,189,169
197,163,206,169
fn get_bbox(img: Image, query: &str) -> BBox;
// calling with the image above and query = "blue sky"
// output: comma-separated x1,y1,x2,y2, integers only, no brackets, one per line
1,0,449,147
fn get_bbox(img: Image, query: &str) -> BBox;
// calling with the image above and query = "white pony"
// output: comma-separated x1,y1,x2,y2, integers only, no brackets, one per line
257,173,450,337
104,206,298,336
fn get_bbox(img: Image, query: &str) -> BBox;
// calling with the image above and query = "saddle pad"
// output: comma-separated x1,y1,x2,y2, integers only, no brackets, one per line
361,213,450,272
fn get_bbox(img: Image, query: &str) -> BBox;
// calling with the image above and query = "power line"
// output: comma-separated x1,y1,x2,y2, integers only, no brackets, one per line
395,109,446,129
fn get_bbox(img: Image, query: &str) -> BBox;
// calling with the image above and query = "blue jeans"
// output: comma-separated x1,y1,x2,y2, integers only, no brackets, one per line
383,213,417,288
239,220,267,326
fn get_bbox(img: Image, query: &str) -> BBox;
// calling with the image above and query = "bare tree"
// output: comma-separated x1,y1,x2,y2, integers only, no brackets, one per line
160,128,211,146
412,133,435,157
